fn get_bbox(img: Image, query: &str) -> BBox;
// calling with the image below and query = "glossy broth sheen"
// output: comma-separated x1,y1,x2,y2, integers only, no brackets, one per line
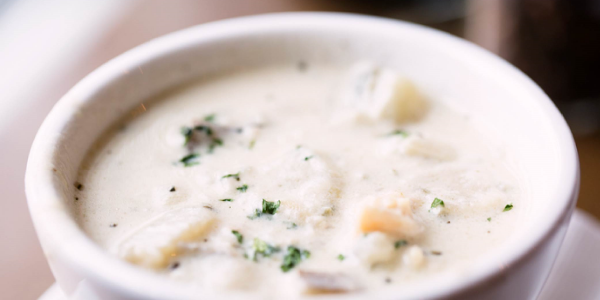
76,63,525,297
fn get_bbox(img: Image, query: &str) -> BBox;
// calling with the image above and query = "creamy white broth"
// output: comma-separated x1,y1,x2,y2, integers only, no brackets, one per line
76,63,524,297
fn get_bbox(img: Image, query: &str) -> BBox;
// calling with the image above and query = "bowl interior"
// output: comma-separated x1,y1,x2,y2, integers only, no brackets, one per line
26,13,578,299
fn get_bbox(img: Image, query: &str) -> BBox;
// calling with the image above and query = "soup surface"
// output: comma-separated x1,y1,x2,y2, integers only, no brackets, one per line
76,63,525,297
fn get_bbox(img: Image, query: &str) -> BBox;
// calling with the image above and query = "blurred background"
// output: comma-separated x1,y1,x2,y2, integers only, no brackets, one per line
1,0,599,298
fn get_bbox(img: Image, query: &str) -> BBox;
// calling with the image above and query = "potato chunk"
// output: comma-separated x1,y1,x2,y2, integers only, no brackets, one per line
354,232,396,266
299,271,361,294
403,245,426,269
340,62,428,123
401,135,456,161
114,207,217,269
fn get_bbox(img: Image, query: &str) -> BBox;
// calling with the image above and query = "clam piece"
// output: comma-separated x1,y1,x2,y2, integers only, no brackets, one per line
299,271,361,294
359,195,421,238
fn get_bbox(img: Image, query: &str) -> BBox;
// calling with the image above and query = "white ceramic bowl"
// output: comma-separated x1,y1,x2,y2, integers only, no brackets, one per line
26,13,579,300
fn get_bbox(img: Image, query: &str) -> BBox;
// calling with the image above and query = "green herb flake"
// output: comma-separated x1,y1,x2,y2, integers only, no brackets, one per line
181,127,193,146
237,184,248,193
247,209,262,220
208,138,223,153
286,222,298,229
503,203,513,212
180,153,200,167
204,114,216,122
262,199,281,215
431,198,445,209
220,198,233,202
193,125,213,136
231,230,243,244
487,217,492,222
281,246,310,272
337,254,345,261
248,199,281,219
394,240,408,249
304,155,313,161
249,140,256,149
388,129,409,137
251,238,280,261
222,173,240,181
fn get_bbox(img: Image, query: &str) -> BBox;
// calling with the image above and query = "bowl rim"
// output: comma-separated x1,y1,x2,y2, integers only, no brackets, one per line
25,12,580,299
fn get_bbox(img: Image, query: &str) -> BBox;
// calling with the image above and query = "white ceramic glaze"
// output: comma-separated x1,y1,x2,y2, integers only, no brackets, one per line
26,13,579,300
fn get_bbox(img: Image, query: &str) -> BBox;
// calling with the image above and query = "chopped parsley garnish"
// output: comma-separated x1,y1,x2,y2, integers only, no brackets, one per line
286,222,298,229
262,199,281,215
220,199,233,202
180,153,199,167
249,140,256,149
193,125,213,136
503,203,513,212
208,138,223,153
487,217,492,222
180,122,226,156
222,173,240,181
236,184,248,192
181,127,193,146
431,198,445,208
251,238,280,261
247,199,281,219
394,240,408,249
281,246,310,272
231,230,243,244
388,129,409,137
169,186,176,192
204,114,216,122
337,254,345,261
304,155,313,161
247,209,262,220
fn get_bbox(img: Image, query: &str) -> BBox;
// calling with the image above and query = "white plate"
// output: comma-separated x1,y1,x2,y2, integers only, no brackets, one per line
538,209,600,300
